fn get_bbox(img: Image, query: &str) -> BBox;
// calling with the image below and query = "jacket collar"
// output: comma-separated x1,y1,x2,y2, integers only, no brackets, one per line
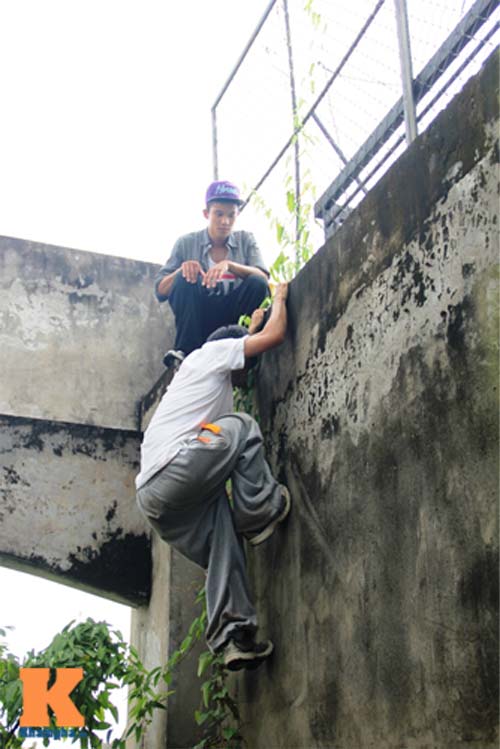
202,229,236,255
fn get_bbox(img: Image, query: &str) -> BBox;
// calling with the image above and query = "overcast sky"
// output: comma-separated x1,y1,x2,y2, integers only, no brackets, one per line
0,0,271,265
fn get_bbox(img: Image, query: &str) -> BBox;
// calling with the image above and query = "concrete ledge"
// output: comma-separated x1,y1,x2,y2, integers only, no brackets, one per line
137,368,174,432
0,237,174,430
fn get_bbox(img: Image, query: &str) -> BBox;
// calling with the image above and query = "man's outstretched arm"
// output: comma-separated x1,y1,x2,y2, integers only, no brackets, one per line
244,283,288,358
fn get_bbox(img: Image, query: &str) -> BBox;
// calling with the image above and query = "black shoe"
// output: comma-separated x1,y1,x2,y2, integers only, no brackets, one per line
246,485,291,546
163,349,185,369
222,637,274,671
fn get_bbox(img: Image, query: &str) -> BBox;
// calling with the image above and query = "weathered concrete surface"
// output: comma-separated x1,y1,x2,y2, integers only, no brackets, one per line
0,239,176,602
159,551,205,749
129,537,171,749
0,238,173,430
0,414,151,604
237,51,499,748
139,369,173,431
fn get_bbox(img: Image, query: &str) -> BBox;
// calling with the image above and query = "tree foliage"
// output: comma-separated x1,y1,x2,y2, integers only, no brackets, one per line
0,590,241,749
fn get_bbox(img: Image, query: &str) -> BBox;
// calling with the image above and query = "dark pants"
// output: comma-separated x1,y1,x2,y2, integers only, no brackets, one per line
168,273,269,354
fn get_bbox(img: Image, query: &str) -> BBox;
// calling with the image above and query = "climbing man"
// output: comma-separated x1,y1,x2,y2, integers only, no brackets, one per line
136,283,290,670
154,180,270,367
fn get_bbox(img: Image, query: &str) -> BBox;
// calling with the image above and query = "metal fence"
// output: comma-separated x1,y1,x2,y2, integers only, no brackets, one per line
211,0,499,251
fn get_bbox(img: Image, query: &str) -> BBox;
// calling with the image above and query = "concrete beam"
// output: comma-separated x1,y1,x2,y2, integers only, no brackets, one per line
0,414,151,605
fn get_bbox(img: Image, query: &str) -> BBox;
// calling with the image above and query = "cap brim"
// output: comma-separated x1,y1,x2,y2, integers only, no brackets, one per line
207,197,244,207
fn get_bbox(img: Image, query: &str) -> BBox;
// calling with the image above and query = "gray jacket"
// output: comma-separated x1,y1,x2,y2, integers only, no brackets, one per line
155,229,269,302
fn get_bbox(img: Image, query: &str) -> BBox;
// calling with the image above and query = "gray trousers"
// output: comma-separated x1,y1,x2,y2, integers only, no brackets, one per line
136,412,283,652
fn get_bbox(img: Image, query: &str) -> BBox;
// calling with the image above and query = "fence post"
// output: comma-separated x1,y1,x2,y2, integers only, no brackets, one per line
210,0,278,183
283,0,302,268
394,0,418,144
211,107,218,180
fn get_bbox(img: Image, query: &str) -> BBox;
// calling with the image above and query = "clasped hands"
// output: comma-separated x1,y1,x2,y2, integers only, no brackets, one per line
180,260,230,289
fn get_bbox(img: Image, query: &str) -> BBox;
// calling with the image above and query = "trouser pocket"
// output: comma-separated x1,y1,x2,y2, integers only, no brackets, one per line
137,428,234,519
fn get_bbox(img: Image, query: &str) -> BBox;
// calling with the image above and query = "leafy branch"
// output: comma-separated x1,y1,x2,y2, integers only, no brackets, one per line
0,589,242,749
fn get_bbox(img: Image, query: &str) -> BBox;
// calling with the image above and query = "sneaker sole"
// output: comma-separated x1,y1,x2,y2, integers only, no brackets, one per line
224,641,274,671
249,486,291,546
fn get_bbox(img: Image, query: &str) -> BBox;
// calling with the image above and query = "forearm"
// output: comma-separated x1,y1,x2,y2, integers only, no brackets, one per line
228,261,268,280
264,292,287,343
243,283,288,357
156,269,181,299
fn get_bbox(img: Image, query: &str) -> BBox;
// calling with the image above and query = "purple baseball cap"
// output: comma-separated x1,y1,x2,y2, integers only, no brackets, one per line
205,180,243,206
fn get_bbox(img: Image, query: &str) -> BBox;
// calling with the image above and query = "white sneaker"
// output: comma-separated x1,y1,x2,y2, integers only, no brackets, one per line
247,485,291,546
163,349,185,368
222,638,274,671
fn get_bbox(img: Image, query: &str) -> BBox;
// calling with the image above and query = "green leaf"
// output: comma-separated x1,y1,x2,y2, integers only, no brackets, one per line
201,680,211,708
94,720,111,730
149,700,167,710
194,709,209,725
238,314,251,328
129,645,140,659
193,739,209,749
197,651,213,677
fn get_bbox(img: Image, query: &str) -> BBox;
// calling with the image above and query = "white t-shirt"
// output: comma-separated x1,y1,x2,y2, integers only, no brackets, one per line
135,336,246,489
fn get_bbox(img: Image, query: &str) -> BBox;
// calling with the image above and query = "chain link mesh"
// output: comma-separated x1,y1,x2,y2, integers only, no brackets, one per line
213,0,499,254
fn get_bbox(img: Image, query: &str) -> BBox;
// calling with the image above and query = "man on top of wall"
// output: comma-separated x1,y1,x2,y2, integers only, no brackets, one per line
155,180,270,368
136,283,291,670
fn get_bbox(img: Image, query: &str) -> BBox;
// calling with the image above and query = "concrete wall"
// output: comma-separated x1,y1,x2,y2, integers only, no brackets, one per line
235,51,499,748
0,238,172,430
0,241,174,601
0,414,149,604
130,539,205,749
